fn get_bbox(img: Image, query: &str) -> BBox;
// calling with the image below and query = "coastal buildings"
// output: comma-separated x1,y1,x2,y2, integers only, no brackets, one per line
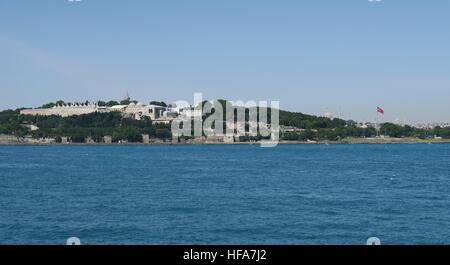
103,136,112,144
19,100,179,124
142,134,150,144
0,134,56,144
20,103,98,117
413,123,450,130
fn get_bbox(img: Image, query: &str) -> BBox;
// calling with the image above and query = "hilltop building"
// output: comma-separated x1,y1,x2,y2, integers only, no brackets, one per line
20,98,181,123
20,103,99,117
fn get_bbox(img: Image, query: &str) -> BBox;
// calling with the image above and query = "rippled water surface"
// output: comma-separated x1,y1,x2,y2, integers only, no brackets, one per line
1,144,449,244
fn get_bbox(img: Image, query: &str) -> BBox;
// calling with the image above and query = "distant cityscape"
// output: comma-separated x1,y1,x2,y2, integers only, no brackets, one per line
321,112,450,130
18,94,450,130
1,93,449,145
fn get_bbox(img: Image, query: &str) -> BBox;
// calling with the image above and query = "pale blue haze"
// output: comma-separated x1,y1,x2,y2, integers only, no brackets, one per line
0,0,449,123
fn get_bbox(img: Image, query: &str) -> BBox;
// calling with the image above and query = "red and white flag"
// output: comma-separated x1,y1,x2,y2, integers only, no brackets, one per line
376,106,385,115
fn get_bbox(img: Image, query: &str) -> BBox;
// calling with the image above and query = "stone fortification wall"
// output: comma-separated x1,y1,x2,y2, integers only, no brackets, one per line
20,105,98,117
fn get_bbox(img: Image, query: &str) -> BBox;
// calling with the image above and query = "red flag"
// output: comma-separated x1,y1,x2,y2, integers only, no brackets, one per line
377,106,385,115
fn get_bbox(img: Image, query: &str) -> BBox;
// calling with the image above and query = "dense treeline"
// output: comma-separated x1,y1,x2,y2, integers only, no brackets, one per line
281,127,378,141
202,100,347,127
279,121,446,141
433,126,450,138
279,110,347,129
1,105,449,142
278,110,377,141
379,123,431,138
0,110,171,143
0,109,28,138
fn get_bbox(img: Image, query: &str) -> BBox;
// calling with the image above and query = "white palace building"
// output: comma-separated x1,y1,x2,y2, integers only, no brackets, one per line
20,101,178,123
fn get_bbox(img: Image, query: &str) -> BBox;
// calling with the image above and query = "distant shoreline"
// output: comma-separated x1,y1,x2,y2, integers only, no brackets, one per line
1,137,450,146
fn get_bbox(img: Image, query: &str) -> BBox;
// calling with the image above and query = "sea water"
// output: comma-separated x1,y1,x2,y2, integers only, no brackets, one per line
0,144,449,244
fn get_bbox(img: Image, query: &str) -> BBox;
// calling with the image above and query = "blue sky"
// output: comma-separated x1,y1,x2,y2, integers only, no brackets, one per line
0,0,449,123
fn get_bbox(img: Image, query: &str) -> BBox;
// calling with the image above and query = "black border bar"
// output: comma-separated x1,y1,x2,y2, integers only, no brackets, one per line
1,245,449,264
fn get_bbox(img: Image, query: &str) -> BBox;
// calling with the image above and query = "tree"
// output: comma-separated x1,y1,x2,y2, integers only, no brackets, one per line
97,101,106,107
150,101,167,107
120,99,131,105
299,130,317,141
380,123,405,138
70,134,85,143
434,126,450,138
41,102,56,109
155,128,171,139
106,101,119,107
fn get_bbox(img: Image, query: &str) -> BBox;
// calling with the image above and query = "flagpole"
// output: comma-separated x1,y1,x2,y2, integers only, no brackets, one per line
376,107,384,138
376,111,380,138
